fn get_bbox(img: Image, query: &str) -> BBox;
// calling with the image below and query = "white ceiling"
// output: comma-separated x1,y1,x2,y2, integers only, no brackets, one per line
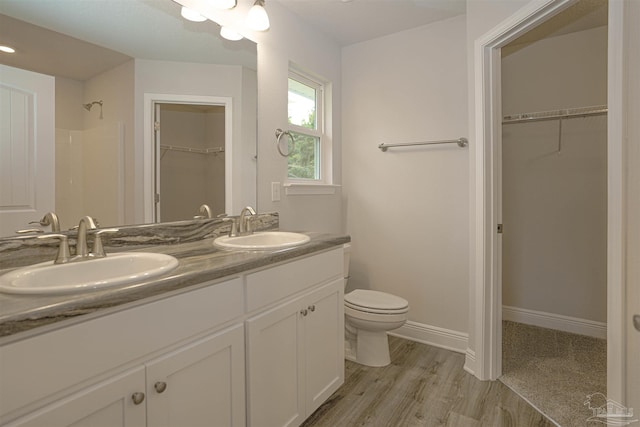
274,0,607,47
275,0,467,46
0,0,257,81
0,0,608,81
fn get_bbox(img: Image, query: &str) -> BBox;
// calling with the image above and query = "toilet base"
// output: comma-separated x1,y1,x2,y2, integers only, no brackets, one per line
346,330,392,367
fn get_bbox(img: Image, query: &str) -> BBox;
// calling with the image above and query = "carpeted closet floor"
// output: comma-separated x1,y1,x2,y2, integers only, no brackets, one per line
500,321,607,427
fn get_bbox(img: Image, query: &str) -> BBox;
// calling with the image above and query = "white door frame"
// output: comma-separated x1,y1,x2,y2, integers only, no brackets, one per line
472,0,626,402
143,93,233,223
0,65,55,235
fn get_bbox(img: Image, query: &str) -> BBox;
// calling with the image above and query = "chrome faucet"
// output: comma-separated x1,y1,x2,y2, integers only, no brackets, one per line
29,211,61,232
37,234,71,264
196,204,213,219
76,216,97,258
238,206,256,235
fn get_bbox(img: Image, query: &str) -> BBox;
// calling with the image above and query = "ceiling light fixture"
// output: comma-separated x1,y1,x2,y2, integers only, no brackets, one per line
0,45,16,54
180,6,207,22
220,26,244,41
246,0,270,31
211,0,237,9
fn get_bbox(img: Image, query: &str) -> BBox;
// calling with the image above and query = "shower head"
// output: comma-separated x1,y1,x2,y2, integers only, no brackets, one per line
82,100,104,119
83,100,103,111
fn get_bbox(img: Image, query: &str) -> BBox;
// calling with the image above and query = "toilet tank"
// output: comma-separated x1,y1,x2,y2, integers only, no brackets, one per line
343,243,351,279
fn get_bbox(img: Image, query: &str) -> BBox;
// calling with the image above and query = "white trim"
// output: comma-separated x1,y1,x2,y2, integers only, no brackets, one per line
283,183,340,196
606,0,628,405
464,349,476,376
503,306,607,339
143,93,233,223
388,320,468,354
472,0,580,381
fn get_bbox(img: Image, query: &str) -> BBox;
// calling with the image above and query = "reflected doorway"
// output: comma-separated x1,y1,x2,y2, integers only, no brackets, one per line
144,93,233,223
155,103,226,222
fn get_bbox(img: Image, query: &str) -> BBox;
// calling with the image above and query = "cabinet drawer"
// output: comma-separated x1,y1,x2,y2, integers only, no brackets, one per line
0,278,243,420
245,248,343,312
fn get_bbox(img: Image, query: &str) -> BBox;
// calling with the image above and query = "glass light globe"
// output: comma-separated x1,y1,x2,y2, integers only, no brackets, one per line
246,0,270,31
180,6,207,22
220,26,244,41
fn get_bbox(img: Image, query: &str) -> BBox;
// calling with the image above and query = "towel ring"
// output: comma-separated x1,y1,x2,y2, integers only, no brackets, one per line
275,129,295,157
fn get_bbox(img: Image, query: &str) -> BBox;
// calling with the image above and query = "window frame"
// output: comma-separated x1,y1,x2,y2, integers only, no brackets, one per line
286,69,326,183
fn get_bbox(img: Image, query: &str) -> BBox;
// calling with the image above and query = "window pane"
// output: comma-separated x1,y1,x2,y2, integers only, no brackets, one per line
287,131,319,179
288,78,316,130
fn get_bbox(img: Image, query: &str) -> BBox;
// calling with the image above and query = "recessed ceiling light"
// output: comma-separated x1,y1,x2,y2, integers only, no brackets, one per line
0,45,16,54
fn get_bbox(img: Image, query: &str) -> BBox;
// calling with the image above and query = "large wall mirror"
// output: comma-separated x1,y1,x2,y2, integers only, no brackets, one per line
0,0,257,234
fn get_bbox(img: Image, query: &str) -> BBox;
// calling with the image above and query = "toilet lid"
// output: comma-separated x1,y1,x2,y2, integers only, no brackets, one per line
344,289,409,312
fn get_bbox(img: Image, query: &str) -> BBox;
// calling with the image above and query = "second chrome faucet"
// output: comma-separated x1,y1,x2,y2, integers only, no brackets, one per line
223,206,257,237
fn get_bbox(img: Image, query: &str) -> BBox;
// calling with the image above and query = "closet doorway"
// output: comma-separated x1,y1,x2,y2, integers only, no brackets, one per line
499,1,608,424
155,103,226,222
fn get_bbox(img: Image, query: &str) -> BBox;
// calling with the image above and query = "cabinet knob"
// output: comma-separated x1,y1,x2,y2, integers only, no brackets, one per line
131,392,145,405
154,381,167,393
300,309,308,316
308,305,316,312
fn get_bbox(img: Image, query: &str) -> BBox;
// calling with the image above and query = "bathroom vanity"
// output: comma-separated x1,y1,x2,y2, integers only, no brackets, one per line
0,230,348,427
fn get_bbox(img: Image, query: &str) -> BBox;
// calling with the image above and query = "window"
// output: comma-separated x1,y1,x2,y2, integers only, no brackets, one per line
287,71,324,181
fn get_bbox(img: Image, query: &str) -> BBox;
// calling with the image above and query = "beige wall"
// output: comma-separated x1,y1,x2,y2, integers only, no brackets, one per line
501,26,608,322
54,62,132,229
465,0,534,358
245,2,343,233
342,15,469,334
134,59,255,219
55,77,83,131
174,0,342,233
502,26,608,114
82,61,132,226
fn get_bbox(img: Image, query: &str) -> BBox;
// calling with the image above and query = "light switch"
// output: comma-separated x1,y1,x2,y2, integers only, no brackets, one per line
271,182,281,202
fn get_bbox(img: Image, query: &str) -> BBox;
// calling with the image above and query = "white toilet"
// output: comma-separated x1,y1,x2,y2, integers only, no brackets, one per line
343,244,409,367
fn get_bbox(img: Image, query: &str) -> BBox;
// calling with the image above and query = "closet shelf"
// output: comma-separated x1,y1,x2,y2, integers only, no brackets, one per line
502,105,607,124
160,145,224,154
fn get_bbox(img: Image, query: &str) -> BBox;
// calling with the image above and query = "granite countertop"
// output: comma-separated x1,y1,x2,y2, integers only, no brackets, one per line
0,232,350,342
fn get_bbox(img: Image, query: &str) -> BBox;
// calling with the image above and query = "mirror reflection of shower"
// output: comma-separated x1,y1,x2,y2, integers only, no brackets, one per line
82,100,103,119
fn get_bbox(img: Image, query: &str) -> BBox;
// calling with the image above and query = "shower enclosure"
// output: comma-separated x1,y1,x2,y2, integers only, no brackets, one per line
55,122,124,229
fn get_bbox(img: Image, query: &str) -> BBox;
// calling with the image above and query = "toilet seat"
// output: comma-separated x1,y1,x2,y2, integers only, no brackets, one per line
344,290,409,315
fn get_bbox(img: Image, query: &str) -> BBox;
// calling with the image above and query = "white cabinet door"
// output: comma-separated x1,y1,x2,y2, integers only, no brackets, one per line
302,280,344,416
146,324,245,427
6,367,145,427
246,297,305,427
0,64,54,235
246,280,344,427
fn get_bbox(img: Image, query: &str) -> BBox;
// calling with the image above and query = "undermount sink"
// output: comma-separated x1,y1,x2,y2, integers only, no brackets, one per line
0,252,179,295
213,232,311,251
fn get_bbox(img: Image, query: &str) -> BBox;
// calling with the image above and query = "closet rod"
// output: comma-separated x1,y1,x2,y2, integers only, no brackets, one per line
502,105,607,124
378,137,468,152
160,145,224,154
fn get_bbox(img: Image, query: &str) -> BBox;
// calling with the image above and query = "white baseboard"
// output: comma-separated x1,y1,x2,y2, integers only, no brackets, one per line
463,348,476,375
388,320,468,354
502,306,607,339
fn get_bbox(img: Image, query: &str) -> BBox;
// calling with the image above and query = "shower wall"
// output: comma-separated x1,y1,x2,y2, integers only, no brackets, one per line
501,26,608,328
55,123,124,229
53,61,133,229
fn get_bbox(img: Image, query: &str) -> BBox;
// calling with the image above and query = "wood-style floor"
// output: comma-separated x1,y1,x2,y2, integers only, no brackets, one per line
302,336,554,427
